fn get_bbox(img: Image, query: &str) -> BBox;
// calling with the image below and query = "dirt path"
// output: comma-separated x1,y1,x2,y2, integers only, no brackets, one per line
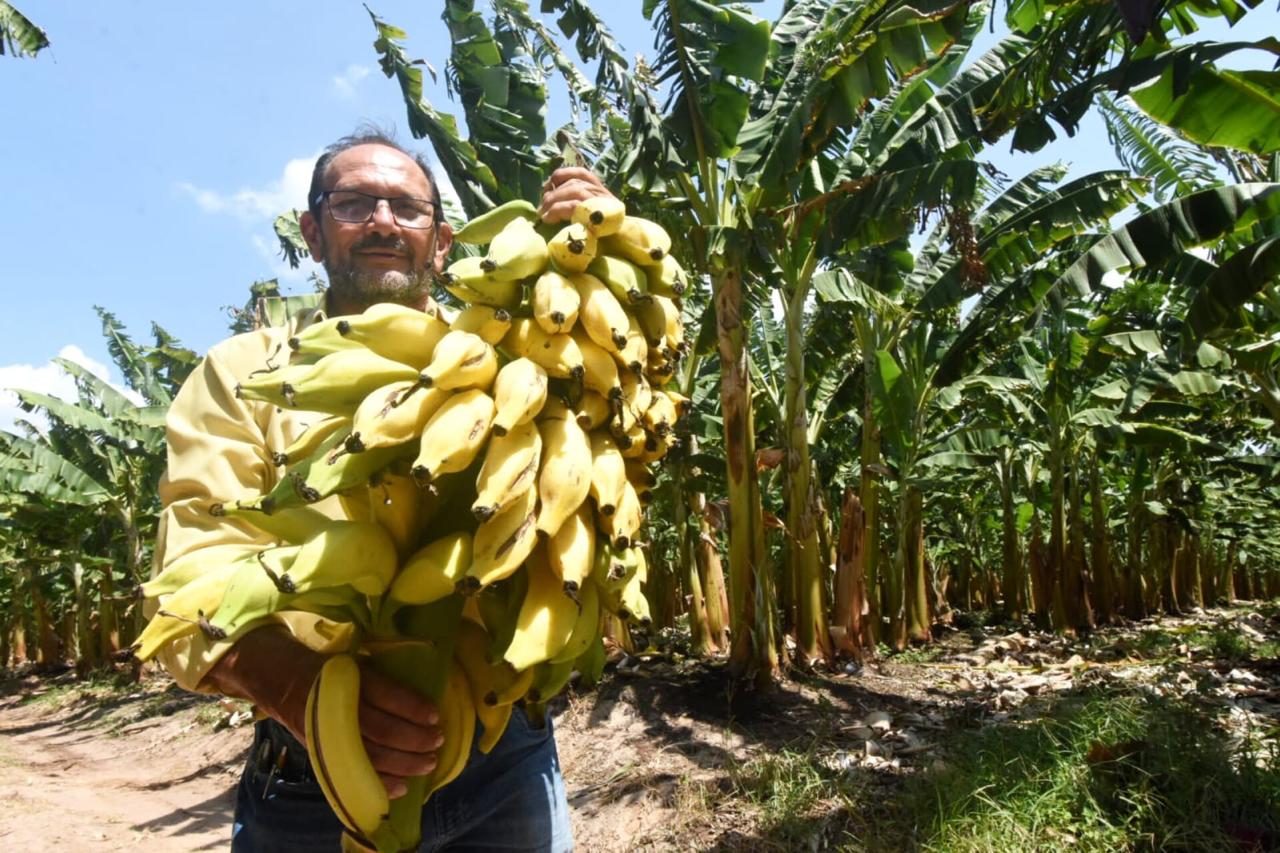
0,681,244,851
1,605,1276,851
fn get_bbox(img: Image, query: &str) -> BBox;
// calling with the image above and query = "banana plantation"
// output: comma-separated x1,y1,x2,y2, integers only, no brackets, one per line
3,0,1279,687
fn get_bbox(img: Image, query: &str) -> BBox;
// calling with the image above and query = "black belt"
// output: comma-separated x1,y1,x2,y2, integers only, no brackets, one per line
250,718,315,789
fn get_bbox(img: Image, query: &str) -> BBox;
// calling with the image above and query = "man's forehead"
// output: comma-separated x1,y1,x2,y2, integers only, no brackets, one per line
325,144,431,192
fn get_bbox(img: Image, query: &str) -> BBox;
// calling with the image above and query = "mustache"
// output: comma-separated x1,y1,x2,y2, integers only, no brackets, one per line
352,234,411,253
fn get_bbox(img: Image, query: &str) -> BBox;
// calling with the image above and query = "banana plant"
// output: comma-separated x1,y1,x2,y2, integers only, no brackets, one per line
0,311,195,660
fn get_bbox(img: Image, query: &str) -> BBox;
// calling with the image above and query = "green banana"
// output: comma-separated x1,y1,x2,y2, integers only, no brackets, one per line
271,415,350,467
236,348,419,416
587,254,649,304
453,198,539,244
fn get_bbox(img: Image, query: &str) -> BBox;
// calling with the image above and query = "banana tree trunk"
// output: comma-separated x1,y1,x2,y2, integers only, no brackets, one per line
831,488,871,660
677,482,715,656
10,569,28,665
74,563,97,675
783,283,831,666
712,264,776,681
31,573,60,667
893,486,929,646
999,456,1024,620
1047,444,1071,632
860,361,883,643
1088,453,1114,624
1066,459,1094,631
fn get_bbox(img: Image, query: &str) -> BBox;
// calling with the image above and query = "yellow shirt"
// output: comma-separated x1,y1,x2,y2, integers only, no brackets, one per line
151,304,355,690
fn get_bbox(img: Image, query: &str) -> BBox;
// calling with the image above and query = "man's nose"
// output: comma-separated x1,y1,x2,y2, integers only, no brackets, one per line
367,199,400,234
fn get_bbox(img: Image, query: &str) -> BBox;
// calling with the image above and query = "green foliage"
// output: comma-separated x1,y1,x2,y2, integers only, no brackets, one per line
0,1,47,59
909,689,1280,851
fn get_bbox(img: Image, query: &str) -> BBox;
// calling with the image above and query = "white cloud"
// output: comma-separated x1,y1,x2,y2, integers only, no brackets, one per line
0,346,143,434
178,154,318,223
333,64,371,99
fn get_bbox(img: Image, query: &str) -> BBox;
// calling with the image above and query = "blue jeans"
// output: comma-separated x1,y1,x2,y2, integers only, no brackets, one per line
231,708,573,851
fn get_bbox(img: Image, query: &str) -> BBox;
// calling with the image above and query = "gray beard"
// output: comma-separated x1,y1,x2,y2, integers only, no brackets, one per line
325,264,434,311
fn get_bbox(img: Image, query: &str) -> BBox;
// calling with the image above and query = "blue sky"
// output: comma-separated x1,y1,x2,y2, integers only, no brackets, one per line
2,1,1276,430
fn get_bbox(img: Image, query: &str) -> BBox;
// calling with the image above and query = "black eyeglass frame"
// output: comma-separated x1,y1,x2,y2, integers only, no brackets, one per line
317,189,440,229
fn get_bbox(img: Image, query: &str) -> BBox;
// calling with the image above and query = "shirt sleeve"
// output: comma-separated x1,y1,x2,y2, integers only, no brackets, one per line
149,336,281,691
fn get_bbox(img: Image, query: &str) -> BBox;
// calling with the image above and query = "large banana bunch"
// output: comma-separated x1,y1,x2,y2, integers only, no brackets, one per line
136,194,685,853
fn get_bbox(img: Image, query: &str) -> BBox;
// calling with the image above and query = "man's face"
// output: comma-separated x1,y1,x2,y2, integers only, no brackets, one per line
300,144,453,312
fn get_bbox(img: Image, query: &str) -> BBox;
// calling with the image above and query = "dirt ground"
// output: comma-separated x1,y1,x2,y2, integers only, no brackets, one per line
1,604,1277,851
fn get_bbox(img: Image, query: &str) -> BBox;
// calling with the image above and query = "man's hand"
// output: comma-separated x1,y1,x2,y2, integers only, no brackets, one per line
538,166,615,224
357,666,443,798
202,626,442,798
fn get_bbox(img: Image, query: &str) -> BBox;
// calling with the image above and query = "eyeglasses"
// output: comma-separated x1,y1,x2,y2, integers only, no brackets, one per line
320,189,437,229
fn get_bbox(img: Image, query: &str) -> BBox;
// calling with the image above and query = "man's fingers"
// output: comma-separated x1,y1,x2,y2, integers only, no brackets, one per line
378,773,409,800
364,738,439,780
359,701,443,754
359,666,439,726
544,166,604,191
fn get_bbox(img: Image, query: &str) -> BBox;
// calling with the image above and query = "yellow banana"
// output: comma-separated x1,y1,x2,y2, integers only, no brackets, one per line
481,218,549,282
588,432,627,518
547,222,597,274
645,349,677,386
661,389,692,420
625,459,657,504
453,619,533,709
532,270,581,335
617,556,652,626
547,502,596,597
599,215,671,266
599,479,643,550
643,390,678,437
573,390,612,431
442,255,524,309
569,328,622,401
649,253,689,297
616,420,648,457
453,198,538,244
237,348,419,416
570,195,626,237
449,304,512,345
461,485,539,592
271,415,350,467
499,318,585,381
289,303,449,370
345,381,450,455
472,420,542,522
549,579,600,666
587,254,648,304
421,661,477,800
503,543,582,671
388,531,473,606
410,389,495,485
620,371,653,425
419,330,497,391
534,398,593,539
570,272,629,354
305,655,390,842
491,357,548,436
475,698,513,755
365,470,423,560
612,313,648,377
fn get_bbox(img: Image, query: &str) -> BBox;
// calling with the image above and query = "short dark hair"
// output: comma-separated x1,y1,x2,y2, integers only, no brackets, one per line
307,126,443,225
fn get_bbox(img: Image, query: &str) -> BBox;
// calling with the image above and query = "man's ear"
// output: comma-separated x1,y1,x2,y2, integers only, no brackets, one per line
300,210,326,263
432,221,454,272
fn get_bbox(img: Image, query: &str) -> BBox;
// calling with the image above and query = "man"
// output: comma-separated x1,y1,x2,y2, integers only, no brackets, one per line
154,129,611,851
